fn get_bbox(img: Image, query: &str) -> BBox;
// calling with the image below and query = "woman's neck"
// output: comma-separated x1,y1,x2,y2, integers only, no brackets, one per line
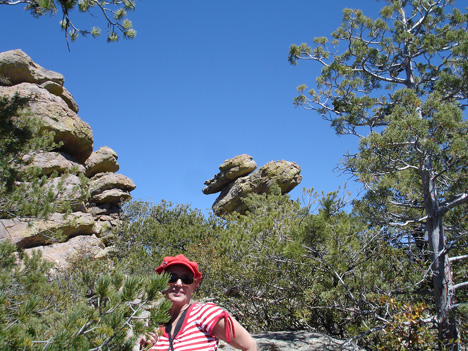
169,302,191,321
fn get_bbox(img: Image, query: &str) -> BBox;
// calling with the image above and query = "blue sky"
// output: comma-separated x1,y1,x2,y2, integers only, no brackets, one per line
2,1,383,214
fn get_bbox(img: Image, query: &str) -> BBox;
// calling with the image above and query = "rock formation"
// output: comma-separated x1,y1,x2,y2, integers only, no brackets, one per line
0,49,135,266
219,330,364,351
203,154,302,216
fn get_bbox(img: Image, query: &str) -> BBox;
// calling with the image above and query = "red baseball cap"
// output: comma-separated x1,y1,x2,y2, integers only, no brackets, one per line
155,254,203,283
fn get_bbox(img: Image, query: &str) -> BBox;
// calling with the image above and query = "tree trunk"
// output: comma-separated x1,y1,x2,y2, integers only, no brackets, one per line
422,161,459,350
426,215,459,350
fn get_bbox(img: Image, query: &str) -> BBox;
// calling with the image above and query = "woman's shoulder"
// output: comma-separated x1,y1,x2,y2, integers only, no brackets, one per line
190,302,225,316
191,302,221,311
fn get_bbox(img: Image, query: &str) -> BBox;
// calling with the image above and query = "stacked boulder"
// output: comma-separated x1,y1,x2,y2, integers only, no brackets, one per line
203,154,302,216
0,49,135,266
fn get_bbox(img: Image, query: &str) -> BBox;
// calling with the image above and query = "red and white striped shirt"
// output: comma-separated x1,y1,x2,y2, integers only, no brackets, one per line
149,303,233,351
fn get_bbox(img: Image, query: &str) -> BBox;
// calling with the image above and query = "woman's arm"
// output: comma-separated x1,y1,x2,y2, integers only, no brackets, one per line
213,314,257,351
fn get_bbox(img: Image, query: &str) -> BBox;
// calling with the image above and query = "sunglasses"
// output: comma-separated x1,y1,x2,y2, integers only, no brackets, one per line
168,273,195,286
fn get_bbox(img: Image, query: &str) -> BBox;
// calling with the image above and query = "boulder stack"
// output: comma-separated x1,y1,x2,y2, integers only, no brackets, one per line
203,154,302,216
0,49,136,266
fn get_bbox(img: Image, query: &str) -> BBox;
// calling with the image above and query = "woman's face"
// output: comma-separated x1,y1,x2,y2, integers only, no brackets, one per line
164,264,196,308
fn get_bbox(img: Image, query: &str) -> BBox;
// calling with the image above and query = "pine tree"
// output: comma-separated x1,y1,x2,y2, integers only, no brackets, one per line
0,93,87,221
289,0,468,349
0,0,137,43
0,240,171,350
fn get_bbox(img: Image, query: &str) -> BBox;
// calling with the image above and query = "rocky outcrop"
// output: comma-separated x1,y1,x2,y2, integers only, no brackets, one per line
0,49,64,86
204,155,302,217
0,49,136,266
219,330,363,351
0,82,93,162
203,154,257,194
85,146,119,177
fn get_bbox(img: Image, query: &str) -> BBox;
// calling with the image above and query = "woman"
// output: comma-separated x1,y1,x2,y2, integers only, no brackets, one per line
140,254,257,351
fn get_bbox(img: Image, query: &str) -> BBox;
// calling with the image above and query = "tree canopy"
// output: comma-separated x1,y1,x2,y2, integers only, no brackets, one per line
290,0,468,349
1,0,137,43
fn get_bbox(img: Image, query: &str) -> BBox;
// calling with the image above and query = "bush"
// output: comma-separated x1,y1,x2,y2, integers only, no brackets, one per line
0,241,170,350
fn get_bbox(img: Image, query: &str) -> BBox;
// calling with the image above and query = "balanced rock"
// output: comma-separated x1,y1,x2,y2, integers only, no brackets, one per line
85,146,120,177
203,154,257,194
204,156,302,217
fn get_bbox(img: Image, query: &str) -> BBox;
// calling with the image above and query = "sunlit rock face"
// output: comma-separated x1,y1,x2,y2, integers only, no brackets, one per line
203,154,302,217
0,49,136,267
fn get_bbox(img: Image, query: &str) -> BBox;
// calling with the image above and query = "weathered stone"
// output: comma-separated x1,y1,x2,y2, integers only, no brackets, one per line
89,173,136,195
20,151,85,176
219,330,364,351
40,81,63,96
203,154,257,194
212,160,302,216
85,146,120,177
61,86,79,113
45,174,87,212
0,49,137,267
25,234,104,268
0,83,93,163
0,49,64,86
94,220,115,239
91,189,132,204
0,213,95,249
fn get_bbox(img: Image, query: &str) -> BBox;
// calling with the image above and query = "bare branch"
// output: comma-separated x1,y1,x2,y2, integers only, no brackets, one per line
452,282,468,292
449,254,468,263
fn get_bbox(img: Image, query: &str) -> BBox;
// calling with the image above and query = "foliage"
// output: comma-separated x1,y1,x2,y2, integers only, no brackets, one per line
195,186,311,332
0,94,89,224
0,94,86,221
112,189,452,348
1,0,137,44
111,199,223,276
0,240,170,350
190,186,430,348
373,298,437,351
290,0,468,348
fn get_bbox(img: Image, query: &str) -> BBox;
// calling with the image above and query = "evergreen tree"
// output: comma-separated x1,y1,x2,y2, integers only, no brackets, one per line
289,0,468,349
200,186,430,348
0,0,137,43
0,240,171,350
112,199,222,276
0,93,87,222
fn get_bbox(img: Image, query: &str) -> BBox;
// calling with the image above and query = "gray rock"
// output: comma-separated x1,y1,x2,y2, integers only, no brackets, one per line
61,86,79,113
85,146,120,177
0,83,93,163
0,49,138,268
91,189,132,204
212,160,302,216
44,174,87,212
20,151,85,176
40,81,79,113
0,213,95,248
203,154,257,195
40,80,63,96
219,330,363,351
26,234,104,268
0,49,64,86
89,173,136,195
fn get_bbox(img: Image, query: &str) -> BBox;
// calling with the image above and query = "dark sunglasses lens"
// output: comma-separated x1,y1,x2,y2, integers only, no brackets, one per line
168,273,178,283
182,276,194,285
168,273,194,285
